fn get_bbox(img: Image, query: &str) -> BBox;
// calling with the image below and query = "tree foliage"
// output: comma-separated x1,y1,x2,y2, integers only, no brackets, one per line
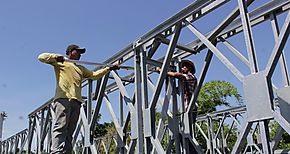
197,80,242,114
92,114,116,138
269,121,290,149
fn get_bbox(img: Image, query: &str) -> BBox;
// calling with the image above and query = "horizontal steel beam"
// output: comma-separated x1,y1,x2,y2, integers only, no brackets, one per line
0,129,27,142
101,0,290,93
196,105,246,121
28,98,53,118
177,0,290,59
102,0,228,65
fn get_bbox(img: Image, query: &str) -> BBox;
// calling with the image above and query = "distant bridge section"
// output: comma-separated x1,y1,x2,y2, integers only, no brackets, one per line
1,0,290,153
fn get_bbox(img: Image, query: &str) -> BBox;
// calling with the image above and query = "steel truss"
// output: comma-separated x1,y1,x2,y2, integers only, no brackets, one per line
1,0,290,153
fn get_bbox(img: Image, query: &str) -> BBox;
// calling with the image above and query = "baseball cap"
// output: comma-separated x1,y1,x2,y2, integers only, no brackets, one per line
66,44,86,55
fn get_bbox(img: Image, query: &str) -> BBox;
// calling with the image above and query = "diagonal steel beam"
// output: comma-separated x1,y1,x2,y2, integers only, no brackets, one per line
238,0,259,73
103,96,122,134
266,10,290,78
90,74,109,130
185,20,244,81
231,122,253,154
111,71,135,112
259,120,271,154
273,111,290,135
149,22,182,110
271,126,283,151
218,36,250,67
270,13,290,86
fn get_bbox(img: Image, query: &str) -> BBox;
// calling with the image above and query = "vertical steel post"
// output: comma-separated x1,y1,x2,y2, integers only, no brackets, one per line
0,112,4,153
87,79,92,125
259,121,271,154
171,77,182,153
40,109,45,152
0,112,4,143
140,47,151,153
208,117,214,154
84,79,93,154
119,93,125,154
27,118,35,154
134,47,144,153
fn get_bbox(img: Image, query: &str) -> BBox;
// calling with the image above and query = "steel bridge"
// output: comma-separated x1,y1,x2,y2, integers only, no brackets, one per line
1,0,290,153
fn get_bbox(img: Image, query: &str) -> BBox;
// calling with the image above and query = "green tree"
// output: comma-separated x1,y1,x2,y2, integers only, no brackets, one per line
195,80,242,151
269,121,290,149
92,113,117,153
93,114,116,138
197,80,242,114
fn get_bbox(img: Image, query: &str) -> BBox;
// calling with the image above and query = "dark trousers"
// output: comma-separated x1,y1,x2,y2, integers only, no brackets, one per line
50,98,81,154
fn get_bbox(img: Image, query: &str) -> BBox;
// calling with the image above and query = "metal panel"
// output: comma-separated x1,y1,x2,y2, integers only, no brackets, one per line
277,87,290,124
243,72,273,121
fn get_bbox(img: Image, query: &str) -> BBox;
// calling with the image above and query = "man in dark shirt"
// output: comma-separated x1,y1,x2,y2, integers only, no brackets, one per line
157,60,197,110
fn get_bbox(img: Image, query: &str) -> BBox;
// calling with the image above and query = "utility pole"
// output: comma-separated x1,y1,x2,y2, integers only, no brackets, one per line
0,112,6,153
0,112,7,142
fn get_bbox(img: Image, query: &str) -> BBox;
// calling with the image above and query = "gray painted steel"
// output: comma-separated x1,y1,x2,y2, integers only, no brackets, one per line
1,0,290,153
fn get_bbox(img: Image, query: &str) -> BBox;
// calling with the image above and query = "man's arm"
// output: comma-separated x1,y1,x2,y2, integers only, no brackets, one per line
167,72,186,79
156,67,186,80
80,64,119,80
38,53,64,65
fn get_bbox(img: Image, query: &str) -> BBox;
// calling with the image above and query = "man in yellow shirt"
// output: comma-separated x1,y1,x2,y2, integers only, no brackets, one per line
38,44,119,154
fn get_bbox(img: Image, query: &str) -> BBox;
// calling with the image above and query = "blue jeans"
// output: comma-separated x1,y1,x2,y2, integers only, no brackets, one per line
50,98,81,154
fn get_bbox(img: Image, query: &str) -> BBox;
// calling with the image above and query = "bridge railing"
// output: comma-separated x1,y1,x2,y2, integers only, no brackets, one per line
1,0,290,153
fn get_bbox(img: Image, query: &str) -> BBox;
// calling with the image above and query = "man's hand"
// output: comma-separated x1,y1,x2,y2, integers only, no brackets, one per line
109,64,120,70
156,67,161,72
56,56,65,63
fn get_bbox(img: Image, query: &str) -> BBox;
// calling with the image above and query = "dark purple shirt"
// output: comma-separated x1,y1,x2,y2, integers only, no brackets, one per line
182,72,197,108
